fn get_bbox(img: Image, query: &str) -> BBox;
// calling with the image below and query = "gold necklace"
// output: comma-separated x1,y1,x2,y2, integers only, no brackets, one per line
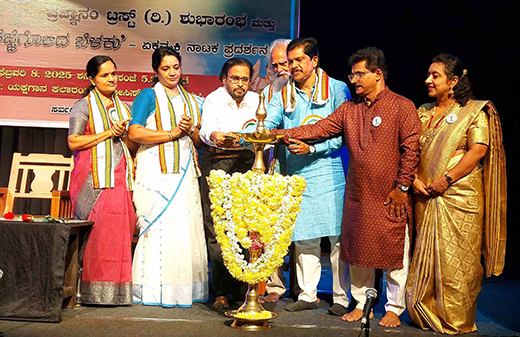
423,101,455,142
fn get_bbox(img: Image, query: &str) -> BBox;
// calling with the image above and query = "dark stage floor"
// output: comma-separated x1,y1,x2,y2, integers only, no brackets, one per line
1,265,519,337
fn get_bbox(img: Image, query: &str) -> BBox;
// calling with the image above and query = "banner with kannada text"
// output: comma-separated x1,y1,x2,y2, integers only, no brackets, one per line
0,0,299,128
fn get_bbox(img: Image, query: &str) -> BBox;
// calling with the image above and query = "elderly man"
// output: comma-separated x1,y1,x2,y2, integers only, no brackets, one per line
199,57,259,309
254,38,292,304
272,47,421,327
254,37,351,315
262,38,291,102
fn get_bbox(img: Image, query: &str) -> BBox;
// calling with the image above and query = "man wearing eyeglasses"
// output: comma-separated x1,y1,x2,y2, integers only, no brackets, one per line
271,47,421,327
250,37,351,315
199,57,259,309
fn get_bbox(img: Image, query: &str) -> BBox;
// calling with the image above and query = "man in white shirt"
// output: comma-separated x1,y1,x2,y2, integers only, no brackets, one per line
199,58,259,309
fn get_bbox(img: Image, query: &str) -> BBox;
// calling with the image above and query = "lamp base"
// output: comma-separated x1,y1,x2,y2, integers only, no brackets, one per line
225,282,277,331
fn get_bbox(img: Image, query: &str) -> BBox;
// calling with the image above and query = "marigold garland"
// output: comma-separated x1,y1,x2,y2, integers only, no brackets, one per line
234,311,272,319
208,170,306,284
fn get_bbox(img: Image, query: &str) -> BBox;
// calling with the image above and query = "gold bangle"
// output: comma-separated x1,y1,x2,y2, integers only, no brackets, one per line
94,134,98,144
168,130,174,140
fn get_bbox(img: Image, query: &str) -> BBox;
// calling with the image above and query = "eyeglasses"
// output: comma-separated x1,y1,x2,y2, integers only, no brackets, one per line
348,70,372,81
227,75,250,84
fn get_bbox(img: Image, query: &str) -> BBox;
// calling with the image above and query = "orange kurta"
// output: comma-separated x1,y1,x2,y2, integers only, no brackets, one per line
274,88,421,268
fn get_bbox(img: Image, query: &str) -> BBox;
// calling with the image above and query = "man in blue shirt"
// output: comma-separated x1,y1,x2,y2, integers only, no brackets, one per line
263,37,351,314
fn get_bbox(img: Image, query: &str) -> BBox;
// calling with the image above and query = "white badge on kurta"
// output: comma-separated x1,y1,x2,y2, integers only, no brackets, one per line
372,116,382,127
446,113,458,124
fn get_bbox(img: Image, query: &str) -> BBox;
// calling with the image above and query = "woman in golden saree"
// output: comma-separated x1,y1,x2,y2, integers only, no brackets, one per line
406,53,507,334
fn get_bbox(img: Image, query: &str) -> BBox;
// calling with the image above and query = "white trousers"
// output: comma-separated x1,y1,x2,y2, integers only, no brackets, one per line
294,236,350,307
350,225,410,315
265,266,286,296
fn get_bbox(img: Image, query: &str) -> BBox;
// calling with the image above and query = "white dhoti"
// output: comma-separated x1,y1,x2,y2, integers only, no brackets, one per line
350,225,410,315
294,236,350,307
265,267,286,296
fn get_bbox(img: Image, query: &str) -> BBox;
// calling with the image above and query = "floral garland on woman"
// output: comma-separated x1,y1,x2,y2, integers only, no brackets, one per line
208,170,306,284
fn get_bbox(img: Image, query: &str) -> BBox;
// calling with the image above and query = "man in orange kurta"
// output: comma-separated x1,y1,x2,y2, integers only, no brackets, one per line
272,47,421,327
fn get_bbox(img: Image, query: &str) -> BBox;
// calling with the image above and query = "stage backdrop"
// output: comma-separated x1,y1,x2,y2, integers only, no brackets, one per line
0,0,299,128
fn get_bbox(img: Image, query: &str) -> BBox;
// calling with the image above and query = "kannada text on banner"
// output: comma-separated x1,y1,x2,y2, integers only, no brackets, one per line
0,0,298,127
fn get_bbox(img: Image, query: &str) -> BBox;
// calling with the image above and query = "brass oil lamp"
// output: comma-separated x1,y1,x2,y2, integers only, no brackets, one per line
225,92,283,330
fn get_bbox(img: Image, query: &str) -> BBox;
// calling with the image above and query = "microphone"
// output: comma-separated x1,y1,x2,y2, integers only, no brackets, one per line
361,288,378,329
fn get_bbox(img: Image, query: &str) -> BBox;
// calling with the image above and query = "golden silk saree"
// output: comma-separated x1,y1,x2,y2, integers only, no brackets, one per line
406,100,506,334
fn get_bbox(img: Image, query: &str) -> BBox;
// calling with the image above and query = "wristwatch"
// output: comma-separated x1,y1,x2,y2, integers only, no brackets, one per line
444,173,454,185
308,145,316,155
398,184,409,192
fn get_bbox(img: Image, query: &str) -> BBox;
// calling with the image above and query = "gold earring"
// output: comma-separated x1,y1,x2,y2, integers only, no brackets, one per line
448,87,454,95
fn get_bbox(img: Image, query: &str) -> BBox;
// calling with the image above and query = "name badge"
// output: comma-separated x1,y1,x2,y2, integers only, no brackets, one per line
109,108,120,122
372,116,382,127
446,113,457,124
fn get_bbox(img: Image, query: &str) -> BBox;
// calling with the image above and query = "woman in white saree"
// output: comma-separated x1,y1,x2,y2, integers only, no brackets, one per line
128,47,208,307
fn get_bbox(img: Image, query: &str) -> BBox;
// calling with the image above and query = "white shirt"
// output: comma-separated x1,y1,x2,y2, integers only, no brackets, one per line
199,86,260,148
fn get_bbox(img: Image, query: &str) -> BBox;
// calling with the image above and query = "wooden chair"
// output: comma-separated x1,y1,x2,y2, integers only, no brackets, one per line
1,152,73,217
0,188,10,216
0,153,82,307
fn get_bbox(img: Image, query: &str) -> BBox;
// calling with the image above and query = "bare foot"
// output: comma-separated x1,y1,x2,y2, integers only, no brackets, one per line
213,296,229,309
341,308,374,322
379,311,401,327
259,293,280,303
